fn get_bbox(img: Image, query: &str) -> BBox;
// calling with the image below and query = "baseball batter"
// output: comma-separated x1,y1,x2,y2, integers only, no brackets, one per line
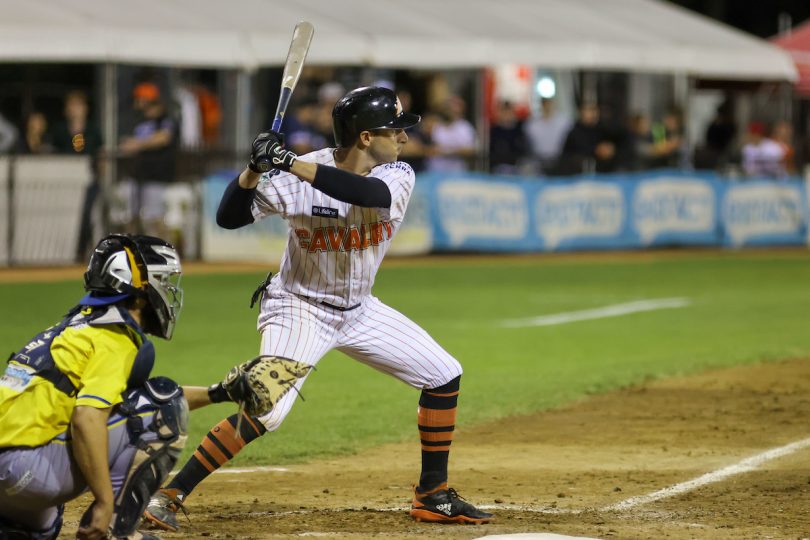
145,87,492,527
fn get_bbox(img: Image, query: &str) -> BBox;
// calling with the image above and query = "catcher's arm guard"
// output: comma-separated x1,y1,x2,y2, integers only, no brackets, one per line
208,355,312,417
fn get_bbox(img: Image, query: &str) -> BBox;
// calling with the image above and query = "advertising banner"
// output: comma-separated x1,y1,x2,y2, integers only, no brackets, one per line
200,170,809,259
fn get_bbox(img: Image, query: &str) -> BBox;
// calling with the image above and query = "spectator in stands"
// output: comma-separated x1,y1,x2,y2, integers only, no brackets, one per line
489,100,527,175
741,121,785,178
698,100,737,170
174,81,203,150
523,97,571,174
396,90,431,173
285,97,327,155
626,113,655,171
558,102,615,175
194,83,222,147
426,94,477,172
771,120,796,175
0,111,17,153
648,108,685,169
119,82,178,239
18,112,52,154
51,90,104,261
52,90,103,161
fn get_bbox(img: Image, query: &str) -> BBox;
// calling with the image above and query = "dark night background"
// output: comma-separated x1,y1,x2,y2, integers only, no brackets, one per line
667,0,810,37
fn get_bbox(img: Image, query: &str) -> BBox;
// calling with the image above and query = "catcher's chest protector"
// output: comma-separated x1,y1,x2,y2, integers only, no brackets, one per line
3,305,155,396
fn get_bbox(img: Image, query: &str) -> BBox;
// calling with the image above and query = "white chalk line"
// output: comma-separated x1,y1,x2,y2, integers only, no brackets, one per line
604,435,810,512
168,465,290,476
501,297,691,328
246,504,580,518
236,436,810,518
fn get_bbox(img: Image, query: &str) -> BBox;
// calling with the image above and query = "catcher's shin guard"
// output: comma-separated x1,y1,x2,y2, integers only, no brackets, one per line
106,377,188,537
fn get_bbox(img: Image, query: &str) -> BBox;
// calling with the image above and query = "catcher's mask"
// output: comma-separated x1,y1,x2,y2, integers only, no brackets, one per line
83,234,183,340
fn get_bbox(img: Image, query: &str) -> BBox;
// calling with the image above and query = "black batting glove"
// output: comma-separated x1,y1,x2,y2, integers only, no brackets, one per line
265,142,297,172
248,131,285,173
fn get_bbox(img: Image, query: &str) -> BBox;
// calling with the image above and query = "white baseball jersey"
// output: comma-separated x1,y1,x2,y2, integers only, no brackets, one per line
251,147,413,309
247,148,463,433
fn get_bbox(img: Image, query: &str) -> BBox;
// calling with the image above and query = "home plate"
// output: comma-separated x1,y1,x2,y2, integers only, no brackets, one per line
474,534,600,540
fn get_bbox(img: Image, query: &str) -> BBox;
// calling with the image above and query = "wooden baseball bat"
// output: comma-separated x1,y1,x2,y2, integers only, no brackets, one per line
257,21,315,172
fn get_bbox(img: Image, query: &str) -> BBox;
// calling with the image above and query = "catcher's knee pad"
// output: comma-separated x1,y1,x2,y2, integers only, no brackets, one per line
111,376,189,537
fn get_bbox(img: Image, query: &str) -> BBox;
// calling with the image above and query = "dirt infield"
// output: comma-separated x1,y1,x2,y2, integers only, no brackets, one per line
57,357,810,539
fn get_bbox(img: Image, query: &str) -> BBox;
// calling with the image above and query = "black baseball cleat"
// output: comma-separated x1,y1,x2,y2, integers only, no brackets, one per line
409,484,494,524
142,488,186,532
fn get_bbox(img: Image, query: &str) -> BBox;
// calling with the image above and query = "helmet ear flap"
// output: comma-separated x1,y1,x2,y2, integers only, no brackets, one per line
84,236,147,298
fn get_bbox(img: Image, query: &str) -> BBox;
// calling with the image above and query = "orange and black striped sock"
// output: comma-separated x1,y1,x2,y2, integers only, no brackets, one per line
417,375,460,491
168,412,266,496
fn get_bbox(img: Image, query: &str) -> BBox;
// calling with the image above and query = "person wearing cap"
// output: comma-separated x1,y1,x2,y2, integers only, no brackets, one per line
118,82,178,239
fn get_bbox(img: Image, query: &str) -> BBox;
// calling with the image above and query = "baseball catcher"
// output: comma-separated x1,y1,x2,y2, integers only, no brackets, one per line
0,234,283,540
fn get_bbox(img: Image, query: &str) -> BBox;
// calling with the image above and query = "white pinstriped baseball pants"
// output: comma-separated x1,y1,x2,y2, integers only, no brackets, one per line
255,286,463,432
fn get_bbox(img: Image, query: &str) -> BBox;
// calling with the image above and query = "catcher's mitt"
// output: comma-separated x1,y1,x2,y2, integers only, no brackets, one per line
209,355,312,417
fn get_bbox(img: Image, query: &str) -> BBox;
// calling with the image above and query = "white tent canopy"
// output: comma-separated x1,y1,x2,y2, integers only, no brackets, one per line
0,0,797,80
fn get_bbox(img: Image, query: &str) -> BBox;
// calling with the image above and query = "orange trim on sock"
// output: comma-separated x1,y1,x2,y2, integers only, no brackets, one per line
418,407,457,427
416,482,448,497
419,430,454,443
242,413,262,435
423,390,459,398
201,437,228,466
421,443,452,452
213,422,246,455
193,449,216,472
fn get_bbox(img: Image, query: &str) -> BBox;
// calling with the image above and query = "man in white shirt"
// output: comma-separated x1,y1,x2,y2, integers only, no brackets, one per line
426,95,477,173
741,122,786,178
523,97,572,173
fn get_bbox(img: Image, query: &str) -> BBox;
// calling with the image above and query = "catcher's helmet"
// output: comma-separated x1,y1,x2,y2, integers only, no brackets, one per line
84,234,183,340
332,86,421,147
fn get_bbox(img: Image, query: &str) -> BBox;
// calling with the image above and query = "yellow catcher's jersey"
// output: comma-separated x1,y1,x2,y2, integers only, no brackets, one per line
0,311,140,448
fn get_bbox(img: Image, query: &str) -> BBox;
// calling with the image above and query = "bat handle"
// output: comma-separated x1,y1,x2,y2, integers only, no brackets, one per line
271,87,294,132
257,87,294,172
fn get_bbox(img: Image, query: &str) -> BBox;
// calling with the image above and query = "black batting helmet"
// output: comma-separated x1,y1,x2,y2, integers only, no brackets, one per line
332,86,421,147
84,234,183,340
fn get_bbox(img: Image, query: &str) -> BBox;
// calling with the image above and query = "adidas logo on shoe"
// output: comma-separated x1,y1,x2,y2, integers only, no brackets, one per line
436,503,452,515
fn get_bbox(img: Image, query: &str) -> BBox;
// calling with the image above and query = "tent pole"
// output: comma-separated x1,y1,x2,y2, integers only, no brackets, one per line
100,62,118,234
235,69,253,156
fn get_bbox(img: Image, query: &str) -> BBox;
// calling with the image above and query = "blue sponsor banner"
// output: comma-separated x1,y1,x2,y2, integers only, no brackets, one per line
419,170,807,252
423,172,536,251
199,169,808,257
719,180,807,247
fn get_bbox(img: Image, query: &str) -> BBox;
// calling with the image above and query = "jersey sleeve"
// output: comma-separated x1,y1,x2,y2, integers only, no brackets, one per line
74,326,138,409
371,161,416,223
251,171,303,220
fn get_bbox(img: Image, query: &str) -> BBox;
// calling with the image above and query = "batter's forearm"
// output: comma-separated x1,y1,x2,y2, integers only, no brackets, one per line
217,174,256,229
71,406,115,508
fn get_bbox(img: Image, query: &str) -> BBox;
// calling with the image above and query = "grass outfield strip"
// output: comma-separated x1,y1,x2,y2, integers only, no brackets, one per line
2,251,809,466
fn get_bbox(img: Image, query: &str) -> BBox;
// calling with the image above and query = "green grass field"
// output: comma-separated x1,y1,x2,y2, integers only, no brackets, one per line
2,251,809,465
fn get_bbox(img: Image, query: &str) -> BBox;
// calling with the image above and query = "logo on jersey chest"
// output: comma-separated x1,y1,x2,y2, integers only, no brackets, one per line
295,221,394,253
312,206,338,218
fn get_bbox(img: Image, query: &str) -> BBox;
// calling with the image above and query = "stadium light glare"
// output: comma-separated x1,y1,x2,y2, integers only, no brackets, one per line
536,77,556,98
